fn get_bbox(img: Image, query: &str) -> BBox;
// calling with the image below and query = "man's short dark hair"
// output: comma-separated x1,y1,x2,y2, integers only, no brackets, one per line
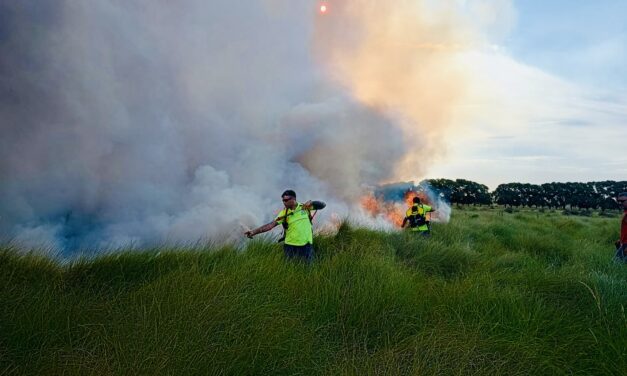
412,197,421,204
282,189,296,198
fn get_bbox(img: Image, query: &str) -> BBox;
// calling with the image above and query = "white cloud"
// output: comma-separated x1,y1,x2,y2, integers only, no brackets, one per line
426,49,627,188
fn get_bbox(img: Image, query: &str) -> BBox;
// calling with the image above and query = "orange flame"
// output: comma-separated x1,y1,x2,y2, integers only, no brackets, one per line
360,190,434,227
359,192,402,227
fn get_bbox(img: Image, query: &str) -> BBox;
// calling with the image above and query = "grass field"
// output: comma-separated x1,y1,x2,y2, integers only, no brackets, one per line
1,208,625,375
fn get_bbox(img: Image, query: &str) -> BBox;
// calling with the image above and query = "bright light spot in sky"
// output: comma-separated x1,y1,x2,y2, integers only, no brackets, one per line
320,4,327,13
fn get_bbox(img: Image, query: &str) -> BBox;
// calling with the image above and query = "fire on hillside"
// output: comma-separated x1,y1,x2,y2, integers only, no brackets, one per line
360,189,437,228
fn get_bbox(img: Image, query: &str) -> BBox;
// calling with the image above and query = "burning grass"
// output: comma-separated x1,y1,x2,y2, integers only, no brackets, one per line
359,189,443,228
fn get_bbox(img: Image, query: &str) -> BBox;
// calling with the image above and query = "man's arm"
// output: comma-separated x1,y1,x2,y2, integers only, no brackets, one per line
302,200,326,210
245,220,279,239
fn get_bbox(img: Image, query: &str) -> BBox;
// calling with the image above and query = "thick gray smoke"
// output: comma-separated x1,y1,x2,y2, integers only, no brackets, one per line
0,1,407,253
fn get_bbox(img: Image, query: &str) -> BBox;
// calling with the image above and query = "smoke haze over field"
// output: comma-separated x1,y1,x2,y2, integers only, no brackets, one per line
2,1,623,252
1,0,415,251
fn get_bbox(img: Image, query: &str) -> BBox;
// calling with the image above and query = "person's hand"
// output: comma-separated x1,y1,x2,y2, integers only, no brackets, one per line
245,230,254,239
303,200,313,210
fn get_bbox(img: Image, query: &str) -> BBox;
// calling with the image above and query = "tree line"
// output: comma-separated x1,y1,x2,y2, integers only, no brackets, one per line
422,179,627,210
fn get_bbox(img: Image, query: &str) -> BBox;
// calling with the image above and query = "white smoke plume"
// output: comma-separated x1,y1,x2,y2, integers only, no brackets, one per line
0,1,510,253
419,182,452,224
312,0,516,179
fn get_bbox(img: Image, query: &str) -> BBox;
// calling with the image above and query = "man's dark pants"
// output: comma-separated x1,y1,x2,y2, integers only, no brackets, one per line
615,244,626,262
283,243,314,263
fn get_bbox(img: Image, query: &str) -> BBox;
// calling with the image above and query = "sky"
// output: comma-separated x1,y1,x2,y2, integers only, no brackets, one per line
510,1,626,89
424,0,627,188
0,0,625,250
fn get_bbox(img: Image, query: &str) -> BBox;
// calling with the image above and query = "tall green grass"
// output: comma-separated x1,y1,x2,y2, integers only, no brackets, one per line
1,209,625,375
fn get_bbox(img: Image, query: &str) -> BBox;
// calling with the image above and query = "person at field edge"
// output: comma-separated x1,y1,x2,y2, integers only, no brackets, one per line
614,192,627,262
245,190,325,263
402,196,435,236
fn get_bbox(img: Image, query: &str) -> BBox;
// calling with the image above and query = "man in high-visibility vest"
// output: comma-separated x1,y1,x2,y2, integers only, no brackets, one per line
615,192,627,262
402,197,435,236
245,190,325,263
